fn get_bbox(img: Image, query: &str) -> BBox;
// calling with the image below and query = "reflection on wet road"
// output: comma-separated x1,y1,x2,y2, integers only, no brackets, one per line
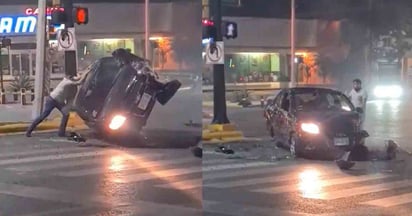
0,134,202,216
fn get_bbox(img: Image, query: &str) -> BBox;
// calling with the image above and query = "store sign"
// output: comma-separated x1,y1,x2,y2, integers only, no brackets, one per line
0,16,37,35
0,8,65,35
25,7,64,16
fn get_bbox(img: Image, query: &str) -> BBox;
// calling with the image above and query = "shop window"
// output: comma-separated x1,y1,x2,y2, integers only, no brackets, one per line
224,52,280,83
77,39,135,71
0,52,10,75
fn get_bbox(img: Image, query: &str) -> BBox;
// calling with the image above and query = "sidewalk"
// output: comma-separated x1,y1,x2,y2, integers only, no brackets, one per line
0,104,87,134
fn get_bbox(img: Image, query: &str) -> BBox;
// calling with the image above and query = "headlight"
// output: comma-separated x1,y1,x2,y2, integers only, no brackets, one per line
109,115,127,130
373,85,402,98
301,123,320,134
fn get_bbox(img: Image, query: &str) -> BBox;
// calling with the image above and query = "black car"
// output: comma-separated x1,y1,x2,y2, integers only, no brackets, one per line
74,56,180,138
264,87,368,160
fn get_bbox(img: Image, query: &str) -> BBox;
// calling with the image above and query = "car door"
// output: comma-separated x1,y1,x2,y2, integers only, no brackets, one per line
278,91,292,141
270,91,286,139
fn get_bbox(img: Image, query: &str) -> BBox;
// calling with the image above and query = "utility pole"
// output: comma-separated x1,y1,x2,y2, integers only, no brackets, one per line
290,0,296,87
62,0,76,77
145,0,150,60
211,0,229,124
32,0,47,119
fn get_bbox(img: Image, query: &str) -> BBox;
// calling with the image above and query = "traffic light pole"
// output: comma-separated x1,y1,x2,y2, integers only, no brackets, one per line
62,0,77,77
211,0,230,124
33,0,47,119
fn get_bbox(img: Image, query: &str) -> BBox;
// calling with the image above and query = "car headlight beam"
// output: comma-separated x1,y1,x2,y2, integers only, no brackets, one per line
373,85,402,98
301,123,320,134
109,115,127,130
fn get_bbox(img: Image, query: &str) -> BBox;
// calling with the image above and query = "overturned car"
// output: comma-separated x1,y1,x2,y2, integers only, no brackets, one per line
73,52,181,138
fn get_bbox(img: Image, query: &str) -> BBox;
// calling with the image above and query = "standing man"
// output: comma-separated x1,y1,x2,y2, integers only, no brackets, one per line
348,79,368,129
26,72,88,137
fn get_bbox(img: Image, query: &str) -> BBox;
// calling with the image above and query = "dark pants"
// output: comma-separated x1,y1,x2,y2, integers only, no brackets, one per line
26,96,69,136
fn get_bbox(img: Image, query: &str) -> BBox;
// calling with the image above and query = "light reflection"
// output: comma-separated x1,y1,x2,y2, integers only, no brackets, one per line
298,169,324,199
109,156,126,172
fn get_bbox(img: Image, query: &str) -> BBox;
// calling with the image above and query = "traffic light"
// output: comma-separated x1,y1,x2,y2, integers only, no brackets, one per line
202,19,217,41
223,21,238,39
51,10,67,25
73,7,88,25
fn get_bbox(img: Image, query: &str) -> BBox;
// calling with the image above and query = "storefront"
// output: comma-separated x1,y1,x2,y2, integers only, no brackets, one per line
0,2,201,89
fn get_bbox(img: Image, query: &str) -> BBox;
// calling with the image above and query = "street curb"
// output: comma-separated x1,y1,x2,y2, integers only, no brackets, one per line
0,112,88,134
202,137,263,145
202,123,245,143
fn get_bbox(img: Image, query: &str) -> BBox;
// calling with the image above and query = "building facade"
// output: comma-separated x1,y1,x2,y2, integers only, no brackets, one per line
202,16,343,85
0,1,201,89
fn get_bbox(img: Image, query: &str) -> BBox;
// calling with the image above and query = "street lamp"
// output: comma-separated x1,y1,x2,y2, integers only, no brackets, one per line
290,0,296,88
145,0,150,60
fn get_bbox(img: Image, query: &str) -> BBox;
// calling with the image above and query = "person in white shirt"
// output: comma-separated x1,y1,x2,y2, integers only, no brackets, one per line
26,73,88,137
348,79,368,129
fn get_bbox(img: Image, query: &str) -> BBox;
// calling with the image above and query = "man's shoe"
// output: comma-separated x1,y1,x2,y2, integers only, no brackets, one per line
25,132,32,137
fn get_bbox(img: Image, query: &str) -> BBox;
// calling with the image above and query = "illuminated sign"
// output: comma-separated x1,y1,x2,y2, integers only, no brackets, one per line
25,7,64,16
0,15,64,35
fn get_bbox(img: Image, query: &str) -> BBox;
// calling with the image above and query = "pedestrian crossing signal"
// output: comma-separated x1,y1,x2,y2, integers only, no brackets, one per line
223,21,237,39
73,7,88,25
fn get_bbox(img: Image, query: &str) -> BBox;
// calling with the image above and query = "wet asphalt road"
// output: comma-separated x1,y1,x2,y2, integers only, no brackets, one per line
202,97,412,216
0,131,201,216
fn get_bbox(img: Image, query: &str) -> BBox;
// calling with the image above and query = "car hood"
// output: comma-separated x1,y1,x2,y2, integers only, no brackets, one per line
296,110,360,136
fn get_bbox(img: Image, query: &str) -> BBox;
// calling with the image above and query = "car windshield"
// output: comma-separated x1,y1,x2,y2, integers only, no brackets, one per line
293,89,354,112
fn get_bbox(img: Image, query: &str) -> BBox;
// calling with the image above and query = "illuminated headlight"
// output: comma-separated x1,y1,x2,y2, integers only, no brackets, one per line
301,123,320,134
109,115,127,130
373,85,402,98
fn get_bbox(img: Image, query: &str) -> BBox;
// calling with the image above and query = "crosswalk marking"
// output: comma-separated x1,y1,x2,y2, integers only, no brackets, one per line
252,173,391,195
0,146,89,158
0,182,115,207
315,179,412,200
55,157,198,177
6,152,165,172
156,178,202,190
0,150,111,166
203,200,316,216
157,163,299,190
361,192,412,208
113,161,272,184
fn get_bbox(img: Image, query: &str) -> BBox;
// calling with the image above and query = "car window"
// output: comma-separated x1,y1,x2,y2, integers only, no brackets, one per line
280,92,290,111
293,90,354,112
273,92,284,108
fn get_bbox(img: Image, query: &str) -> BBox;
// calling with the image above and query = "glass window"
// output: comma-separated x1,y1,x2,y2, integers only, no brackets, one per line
293,90,354,112
0,50,10,75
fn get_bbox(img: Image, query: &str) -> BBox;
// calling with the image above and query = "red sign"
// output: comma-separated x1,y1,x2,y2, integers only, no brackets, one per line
25,7,64,16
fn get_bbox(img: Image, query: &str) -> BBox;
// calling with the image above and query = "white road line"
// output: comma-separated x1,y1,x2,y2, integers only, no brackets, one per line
315,179,412,200
203,200,318,216
0,150,111,166
156,178,202,190
158,163,298,190
113,161,272,184
252,174,392,195
6,152,165,172
204,167,344,189
361,191,412,208
0,183,114,207
55,157,198,177
0,146,90,159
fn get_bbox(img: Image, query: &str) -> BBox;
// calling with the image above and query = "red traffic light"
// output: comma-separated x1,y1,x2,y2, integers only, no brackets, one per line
202,19,214,26
73,7,88,25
